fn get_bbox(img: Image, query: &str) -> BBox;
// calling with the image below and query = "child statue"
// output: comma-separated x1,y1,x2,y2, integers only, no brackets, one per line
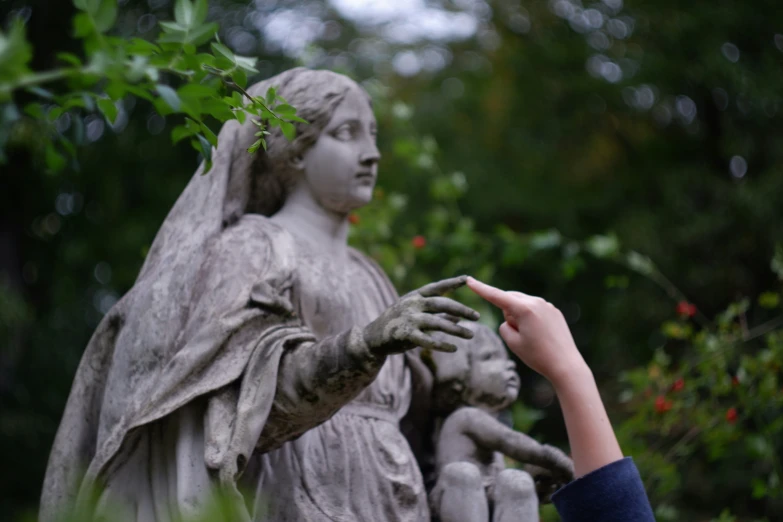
426,322,575,522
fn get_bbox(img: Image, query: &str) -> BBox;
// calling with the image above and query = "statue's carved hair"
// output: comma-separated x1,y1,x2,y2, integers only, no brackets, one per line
238,67,370,217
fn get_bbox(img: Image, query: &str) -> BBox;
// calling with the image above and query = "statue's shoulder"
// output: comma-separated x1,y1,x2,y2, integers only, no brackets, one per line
347,246,387,278
210,214,297,273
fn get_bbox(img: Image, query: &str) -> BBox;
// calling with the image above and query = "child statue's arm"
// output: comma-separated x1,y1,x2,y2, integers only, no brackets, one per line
452,407,574,481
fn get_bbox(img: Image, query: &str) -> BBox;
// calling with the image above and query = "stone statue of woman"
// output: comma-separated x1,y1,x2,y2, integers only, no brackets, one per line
40,68,479,522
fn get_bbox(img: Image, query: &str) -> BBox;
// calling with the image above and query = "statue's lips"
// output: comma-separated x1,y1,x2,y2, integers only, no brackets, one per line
355,171,375,181
506,373,520,389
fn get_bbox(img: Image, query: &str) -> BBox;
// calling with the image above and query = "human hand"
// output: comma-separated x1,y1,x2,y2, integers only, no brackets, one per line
363,275,480,357
466,277,588,388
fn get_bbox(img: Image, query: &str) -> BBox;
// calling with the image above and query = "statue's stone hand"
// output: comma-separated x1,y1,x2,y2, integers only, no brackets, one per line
525,445,575,503
363,275,480,357
541,444,575,483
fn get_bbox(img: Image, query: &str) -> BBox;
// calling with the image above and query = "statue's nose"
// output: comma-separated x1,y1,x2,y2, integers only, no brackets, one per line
360,149,380,168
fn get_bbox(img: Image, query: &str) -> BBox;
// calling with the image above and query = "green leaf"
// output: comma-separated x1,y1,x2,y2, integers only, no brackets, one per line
193,0,209,26
159,21,185,33
0,20,32,86
93,0,118,33
758,292,780,309
186,22,218,46
211,42,234,62
45,144,67,172
174,0,195,27
193,133,213,172
23,102,44,119
265,87,276,105
127,38,160,56
234,54,258,73
156,84,181,111
97,98,118,123
275,104,296,116
199,121,217,147
73,12,93,37
177,83,216,99
232,68,247,89
171,124,197,144
280,121,296,141
47,107,64,121
56,52,82,66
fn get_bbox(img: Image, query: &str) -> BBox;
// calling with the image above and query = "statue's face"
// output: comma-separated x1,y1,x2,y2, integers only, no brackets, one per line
299,85,380,213
465,335,520,410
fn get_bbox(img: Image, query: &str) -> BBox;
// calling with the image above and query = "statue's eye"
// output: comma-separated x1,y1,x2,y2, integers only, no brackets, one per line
333,124,353,141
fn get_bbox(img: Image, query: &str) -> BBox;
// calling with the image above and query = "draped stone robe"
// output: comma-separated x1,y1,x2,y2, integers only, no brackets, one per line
252,216,429,521
40,213,430,521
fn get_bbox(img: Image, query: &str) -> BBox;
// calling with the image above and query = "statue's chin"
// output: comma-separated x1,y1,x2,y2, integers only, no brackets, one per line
322,189,374,214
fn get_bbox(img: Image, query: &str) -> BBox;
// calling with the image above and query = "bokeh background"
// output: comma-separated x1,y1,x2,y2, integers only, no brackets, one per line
2,0,783,520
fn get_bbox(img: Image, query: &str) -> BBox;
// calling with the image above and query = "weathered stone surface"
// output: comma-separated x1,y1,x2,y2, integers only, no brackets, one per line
40,68,479,522
428,323,574,522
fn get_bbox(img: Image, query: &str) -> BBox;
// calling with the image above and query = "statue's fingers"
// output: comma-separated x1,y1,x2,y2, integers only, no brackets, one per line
408,330,457,353
416,314,474,339
417,275,468,297
434,312,461,324
422,297,480,321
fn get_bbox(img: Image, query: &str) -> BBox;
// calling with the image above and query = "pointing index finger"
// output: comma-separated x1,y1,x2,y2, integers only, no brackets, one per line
466,277,516,309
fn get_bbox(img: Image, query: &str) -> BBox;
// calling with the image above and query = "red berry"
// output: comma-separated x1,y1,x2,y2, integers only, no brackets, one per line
412,235,427,249
731,376,740,387
726,407,738,424
676,301,697,317
654,395,672,413
671,378,685,392
348,213,360,225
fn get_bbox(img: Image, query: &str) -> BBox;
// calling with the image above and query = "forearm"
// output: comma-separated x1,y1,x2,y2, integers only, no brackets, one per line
258,326,385,450
553,366,623,478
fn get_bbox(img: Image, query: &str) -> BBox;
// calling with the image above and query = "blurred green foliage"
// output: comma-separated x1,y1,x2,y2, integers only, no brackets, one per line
0,0,304,171
2,0,783,520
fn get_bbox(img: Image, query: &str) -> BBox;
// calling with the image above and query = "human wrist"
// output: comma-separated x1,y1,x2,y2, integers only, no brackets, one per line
548,359,594,396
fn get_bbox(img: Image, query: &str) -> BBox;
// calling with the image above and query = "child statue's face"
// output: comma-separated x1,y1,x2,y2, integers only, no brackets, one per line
464,334,520,411
298,85,381,213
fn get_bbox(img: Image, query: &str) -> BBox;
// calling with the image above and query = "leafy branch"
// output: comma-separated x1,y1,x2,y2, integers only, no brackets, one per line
0,0,308,172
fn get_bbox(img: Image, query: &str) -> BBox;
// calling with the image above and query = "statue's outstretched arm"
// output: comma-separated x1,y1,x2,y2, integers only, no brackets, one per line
258,326,383,450
259,276,481,451
453,407,574,481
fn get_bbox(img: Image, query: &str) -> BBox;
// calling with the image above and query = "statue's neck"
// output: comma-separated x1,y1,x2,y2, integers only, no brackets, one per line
271,187,351,256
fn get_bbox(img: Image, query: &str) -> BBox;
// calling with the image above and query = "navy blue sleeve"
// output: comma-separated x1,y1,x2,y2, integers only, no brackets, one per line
551,457,656,522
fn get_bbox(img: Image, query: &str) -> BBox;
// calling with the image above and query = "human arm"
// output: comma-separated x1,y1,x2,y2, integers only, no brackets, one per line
465,277,622,478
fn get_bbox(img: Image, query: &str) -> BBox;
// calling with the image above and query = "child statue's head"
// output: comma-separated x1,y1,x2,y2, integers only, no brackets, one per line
428,322,520,414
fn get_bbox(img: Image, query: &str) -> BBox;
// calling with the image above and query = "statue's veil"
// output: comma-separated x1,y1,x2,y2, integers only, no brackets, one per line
136,67,355,290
